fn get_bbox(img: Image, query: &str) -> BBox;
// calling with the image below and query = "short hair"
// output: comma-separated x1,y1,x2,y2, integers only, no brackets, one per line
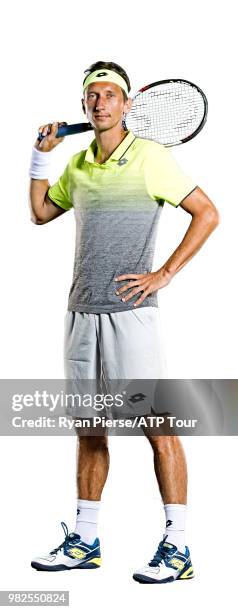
83,61,131,101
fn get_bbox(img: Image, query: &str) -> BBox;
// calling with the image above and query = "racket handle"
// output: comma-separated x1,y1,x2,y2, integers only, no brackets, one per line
37,122,93,142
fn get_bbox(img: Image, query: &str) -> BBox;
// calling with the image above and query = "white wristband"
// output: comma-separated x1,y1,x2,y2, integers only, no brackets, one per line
29,147,53,179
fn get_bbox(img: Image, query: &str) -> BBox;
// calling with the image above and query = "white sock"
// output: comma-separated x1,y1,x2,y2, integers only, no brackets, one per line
75,499,100,544
164,503,186,552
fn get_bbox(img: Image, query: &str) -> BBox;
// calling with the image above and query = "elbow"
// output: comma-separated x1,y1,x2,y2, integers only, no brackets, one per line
201,205,220,230
30,214,46,225
29,197,48,225
209,208,220,230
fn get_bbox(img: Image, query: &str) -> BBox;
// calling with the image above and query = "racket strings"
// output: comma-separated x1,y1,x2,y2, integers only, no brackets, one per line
126,82,205,145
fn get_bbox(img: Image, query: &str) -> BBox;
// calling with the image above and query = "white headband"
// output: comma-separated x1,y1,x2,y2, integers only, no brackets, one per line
83,69,129,96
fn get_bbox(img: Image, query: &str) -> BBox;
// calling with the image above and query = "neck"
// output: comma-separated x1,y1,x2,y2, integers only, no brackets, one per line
94,123,128,164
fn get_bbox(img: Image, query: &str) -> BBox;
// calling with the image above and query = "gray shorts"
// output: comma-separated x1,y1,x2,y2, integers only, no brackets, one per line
64,307,168,418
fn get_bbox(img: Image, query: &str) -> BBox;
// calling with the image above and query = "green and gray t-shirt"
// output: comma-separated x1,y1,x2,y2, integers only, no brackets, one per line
48,130,197,313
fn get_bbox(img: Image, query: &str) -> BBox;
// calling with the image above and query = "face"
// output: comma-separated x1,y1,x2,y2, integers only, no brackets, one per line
82,81,132,132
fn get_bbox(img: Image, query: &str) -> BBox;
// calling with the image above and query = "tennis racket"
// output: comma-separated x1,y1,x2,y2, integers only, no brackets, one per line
38,79,208,147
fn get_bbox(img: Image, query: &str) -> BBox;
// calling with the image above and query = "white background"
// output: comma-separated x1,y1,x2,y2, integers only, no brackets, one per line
0,0,237,609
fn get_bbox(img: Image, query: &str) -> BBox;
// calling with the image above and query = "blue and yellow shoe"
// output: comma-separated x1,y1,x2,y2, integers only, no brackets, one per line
31,522,101,571
133,536,194,583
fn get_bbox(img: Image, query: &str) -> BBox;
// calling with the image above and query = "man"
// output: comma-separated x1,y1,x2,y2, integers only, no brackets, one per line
29,61,219,583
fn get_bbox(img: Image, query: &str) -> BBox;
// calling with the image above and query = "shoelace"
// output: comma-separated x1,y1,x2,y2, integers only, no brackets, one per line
149,536,173,567
50,522,79,555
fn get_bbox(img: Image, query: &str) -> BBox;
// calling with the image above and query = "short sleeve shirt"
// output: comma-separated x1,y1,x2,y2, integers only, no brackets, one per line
48,130,197,313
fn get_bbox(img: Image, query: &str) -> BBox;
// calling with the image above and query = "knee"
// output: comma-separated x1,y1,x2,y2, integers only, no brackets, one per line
148,435,179,454
78,435,109,453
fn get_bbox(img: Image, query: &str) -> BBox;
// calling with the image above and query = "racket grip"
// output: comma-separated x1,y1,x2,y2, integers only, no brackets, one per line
37,122,93,142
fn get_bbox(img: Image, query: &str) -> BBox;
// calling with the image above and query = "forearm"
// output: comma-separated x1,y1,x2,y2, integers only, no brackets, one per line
29,178,50,223
161,209,219,278
29,122,66,224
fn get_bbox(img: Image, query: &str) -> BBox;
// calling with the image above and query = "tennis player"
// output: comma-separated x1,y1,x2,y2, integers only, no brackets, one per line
29,61,219,583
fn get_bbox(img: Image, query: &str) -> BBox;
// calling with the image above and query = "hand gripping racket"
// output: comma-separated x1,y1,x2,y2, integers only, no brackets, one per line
38,79,208,147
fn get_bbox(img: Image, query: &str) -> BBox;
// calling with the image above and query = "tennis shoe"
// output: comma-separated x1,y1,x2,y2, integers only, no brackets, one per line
31,521,101,571
133,536,194,583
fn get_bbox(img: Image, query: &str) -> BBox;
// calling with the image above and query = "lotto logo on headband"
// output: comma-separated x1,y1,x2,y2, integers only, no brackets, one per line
96,72,108,77
128,393,147,404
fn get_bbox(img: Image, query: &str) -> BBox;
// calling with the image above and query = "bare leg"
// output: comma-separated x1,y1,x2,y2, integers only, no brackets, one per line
143,430,187,504
76,434,110,501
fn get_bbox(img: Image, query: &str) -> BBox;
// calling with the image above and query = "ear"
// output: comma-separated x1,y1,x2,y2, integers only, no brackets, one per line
123,97,133,116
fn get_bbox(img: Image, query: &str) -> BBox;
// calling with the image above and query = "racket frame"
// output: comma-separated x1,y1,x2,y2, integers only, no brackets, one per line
131,78,208,146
